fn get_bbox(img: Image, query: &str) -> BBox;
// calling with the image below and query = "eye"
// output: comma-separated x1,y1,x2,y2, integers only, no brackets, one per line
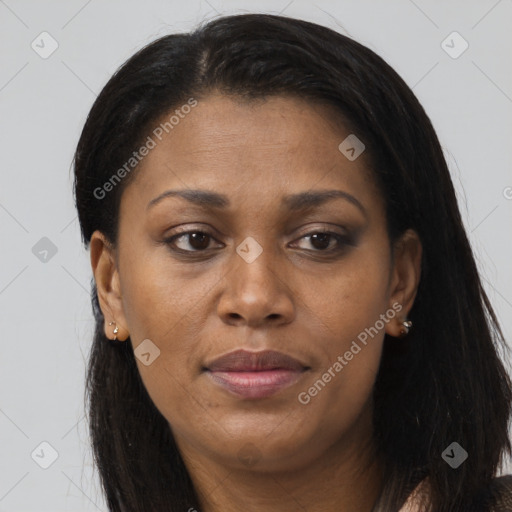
164,230,221,253
163,228,353,255
290,230,352,252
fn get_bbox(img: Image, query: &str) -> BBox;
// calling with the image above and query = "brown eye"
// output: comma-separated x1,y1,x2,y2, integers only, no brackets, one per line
164,231,220,252
292,231,352,252
308,232,334,251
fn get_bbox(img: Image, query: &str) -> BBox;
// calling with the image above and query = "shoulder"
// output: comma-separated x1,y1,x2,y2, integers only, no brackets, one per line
486,474,512,512
398,475,512,512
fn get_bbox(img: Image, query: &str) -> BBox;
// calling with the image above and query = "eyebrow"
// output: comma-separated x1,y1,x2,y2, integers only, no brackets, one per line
146,188,367,218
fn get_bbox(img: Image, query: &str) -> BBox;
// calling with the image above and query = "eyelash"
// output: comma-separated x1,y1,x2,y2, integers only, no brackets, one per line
162,228,353,256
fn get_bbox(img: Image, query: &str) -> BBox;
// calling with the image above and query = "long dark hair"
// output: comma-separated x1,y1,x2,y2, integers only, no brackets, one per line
73,13,512,512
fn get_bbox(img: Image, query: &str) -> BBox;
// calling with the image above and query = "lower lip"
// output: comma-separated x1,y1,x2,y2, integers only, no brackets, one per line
206,369,305,399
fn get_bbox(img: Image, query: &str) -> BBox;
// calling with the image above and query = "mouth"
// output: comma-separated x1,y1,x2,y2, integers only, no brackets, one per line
203,349,310,399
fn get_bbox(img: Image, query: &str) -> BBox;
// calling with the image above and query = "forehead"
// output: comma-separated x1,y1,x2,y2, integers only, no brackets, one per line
123,93,382,215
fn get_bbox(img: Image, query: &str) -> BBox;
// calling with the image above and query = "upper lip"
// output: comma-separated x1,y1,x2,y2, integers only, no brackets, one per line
204,349,308,372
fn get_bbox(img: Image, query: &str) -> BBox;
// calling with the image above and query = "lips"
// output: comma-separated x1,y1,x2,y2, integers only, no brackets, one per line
204,349,309,399
205,349,306,372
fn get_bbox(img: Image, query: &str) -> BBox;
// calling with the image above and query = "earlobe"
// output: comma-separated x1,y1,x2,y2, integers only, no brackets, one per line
385,229,422,338
90,230,130,342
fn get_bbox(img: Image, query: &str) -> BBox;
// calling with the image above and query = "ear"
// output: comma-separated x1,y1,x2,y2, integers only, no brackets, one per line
385,229,422,338
90,230,130,341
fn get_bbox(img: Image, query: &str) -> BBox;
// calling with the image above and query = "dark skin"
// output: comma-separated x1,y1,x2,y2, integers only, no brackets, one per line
90,93,422,511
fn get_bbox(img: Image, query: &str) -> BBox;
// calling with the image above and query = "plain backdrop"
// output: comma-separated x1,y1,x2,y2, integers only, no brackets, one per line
0,0,511,510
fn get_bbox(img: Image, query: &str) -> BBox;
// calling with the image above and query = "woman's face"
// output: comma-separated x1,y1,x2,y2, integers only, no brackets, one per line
92,93,421,474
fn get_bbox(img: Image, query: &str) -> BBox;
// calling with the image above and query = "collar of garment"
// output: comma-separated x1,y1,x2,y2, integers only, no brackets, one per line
397,477,430,512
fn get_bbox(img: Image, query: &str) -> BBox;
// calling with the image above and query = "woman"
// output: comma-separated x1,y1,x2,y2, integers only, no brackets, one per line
73,13,512,512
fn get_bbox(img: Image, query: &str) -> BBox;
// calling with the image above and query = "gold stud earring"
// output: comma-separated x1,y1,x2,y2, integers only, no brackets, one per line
109,321,119,341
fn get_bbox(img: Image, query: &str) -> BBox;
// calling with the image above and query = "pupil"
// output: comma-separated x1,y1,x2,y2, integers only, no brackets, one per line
311,233,330,250
190,233,209,250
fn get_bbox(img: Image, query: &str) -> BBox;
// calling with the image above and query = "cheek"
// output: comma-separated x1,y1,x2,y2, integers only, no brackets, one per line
306,244,391,344
119,244,206,342
297,246,391,410
116,253,200,397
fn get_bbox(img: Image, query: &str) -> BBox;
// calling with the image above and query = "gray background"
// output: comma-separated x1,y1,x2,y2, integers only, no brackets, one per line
1,0,511,510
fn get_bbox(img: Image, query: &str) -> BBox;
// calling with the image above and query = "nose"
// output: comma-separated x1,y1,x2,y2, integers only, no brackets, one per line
216,244,296,328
